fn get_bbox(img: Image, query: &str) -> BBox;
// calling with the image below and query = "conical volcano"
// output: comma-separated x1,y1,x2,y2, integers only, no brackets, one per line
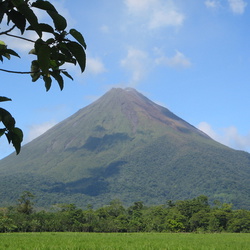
0,88,250,208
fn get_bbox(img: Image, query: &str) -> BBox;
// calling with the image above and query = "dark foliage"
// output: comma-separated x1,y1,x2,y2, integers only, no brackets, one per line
1,194,250,233
0,0,86,153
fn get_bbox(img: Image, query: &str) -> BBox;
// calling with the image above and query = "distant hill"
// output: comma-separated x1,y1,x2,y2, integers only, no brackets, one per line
0,88,249,209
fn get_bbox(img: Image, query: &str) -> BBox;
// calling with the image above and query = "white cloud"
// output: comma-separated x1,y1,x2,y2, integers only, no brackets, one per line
120,48,150,85
86,57,107,75
228,0,247,14
124,0,185,29
149,9,184,29
197,122,250,152
205,0,220,9
100,25,110,33
155,50,192,69
197,122,218,139
205,0,247,14
124,0,157,12
26,121,57,143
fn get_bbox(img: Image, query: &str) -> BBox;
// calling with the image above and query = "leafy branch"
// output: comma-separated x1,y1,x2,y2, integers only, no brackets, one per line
0,0,87,154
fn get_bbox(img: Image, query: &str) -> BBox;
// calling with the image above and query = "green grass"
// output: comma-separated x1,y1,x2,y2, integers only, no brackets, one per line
0,233,249,250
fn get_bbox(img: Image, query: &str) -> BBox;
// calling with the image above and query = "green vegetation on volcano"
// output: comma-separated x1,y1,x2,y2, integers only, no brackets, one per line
0,88,249,209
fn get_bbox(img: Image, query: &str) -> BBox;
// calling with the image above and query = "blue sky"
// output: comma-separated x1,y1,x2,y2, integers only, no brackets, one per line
0,0,250,158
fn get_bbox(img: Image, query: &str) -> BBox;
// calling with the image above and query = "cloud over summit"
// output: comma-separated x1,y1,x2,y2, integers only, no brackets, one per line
120,48,150,86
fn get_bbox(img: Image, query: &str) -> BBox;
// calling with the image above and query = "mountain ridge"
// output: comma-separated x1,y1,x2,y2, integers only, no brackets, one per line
0,88,249,209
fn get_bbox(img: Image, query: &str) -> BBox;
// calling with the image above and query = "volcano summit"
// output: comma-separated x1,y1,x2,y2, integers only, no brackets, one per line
0,88,249,208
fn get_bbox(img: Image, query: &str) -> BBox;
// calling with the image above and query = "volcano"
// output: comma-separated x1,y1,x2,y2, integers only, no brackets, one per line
0,88,249,208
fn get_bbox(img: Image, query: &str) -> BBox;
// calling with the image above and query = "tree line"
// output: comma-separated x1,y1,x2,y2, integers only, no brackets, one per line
0,192,250,233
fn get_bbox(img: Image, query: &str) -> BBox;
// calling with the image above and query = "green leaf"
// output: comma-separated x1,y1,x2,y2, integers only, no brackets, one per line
13,127,23,142
3,53,10,60
50,48,66,62
5,131,11,144
0,96,12,102
31,60,41,82
31,59,40,72
29,48,36,55
62,71,73,81
50,70,64,90
46,38,55,45
6,128,23,155
37,44,51,75
0,45,7,51
0,128,6,137
31,72,41,82
32,0,57,12
7,9,26,34
34,38,43,52
12,0,42,37
27,23,54,33
66,42,86,72
50,58,65,69
10,0,23,5
69,29,87,49
49,60,59,69
58,43,75,63
4,49,20,58
47,10,67,31
0,40,6,46
0,108,15,130
30,60,41,82
0,1,8,24
51,44,76,65
0,44,20,59
43,75,52,91
0,105,22,154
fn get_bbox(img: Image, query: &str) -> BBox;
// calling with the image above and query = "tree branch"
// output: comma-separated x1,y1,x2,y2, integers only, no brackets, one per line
5,33,35,43
0,68,65,74
0,25,16,35
0,68,37,74
0,25,36,43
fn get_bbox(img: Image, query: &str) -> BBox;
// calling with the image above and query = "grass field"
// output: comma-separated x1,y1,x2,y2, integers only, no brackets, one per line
0,233,249,250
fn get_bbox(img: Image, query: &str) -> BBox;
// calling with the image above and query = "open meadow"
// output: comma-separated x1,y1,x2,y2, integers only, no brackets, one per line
0,233,249,250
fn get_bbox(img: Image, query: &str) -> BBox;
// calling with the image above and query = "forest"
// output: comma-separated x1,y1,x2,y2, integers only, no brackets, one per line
0,192,250,233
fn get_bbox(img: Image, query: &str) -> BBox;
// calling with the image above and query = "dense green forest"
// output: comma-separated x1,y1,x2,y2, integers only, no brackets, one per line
1,88,250,210
0,192,250,233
